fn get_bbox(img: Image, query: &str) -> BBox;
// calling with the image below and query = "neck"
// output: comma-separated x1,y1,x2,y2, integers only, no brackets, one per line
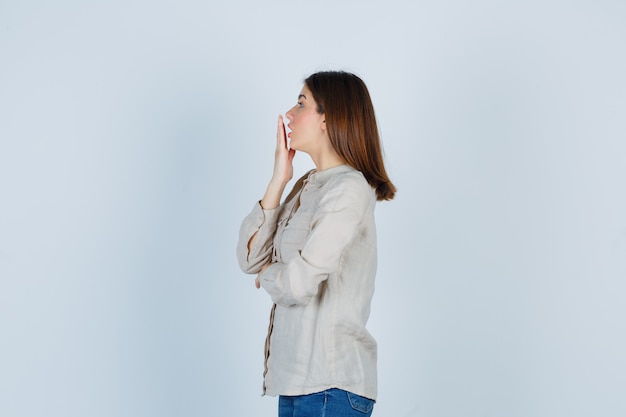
310,151,346,172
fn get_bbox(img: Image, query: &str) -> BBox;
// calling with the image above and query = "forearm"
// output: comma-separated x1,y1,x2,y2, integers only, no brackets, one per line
259,260,328,306
247,178,288,252
237,201,280,274
260,178,289,210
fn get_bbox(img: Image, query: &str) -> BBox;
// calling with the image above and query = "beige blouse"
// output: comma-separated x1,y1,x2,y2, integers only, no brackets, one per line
237,164,378,400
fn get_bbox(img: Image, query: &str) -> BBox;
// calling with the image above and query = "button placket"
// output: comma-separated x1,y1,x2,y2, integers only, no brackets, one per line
262,172,313,394
262,303,277,394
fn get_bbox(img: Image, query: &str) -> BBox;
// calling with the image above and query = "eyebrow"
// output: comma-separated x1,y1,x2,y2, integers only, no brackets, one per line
298,94,307,100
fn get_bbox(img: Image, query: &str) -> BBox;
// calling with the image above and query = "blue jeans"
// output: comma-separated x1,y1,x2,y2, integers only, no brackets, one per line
278,388,375,417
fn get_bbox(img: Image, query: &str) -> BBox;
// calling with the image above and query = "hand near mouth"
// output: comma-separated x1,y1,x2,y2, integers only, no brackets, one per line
259,115,296,210
271,115,296,185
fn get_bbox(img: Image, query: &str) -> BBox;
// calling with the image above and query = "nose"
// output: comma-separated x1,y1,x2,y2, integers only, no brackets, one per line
285,107,294,121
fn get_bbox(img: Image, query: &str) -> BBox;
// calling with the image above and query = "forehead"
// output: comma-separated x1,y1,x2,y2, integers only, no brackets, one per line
299,85,315,101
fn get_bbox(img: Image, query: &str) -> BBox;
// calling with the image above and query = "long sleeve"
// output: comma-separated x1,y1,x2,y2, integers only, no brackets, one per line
259,174,373,306
236,201,280,274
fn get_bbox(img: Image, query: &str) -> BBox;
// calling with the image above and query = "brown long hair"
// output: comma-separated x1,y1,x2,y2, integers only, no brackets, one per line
305,71,396,201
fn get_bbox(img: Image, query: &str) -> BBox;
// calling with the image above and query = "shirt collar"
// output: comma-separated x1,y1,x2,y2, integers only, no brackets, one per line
306,164,355,187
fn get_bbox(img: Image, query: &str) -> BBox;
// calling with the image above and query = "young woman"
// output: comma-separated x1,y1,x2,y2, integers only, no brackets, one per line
237,71,395,416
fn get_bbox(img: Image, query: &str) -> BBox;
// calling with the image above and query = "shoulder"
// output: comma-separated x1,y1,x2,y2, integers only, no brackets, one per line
321,167,375,210
328,167,371,193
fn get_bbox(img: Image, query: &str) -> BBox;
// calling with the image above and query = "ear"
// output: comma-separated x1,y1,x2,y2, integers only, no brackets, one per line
320,118,327,131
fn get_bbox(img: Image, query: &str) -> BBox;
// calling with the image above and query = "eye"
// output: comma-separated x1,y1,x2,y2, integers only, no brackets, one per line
297,101,303,108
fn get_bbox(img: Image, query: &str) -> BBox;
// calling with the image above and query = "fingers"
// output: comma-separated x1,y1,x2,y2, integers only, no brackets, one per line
276,115,281,146
277,115,287,149
282,116,288,149
255,275,261,289
271,115,294,184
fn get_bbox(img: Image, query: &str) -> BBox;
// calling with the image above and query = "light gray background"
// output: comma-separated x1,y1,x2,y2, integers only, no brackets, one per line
1,1,625,416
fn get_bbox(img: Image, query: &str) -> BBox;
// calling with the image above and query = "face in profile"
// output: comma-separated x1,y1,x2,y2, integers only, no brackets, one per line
285,85,327,154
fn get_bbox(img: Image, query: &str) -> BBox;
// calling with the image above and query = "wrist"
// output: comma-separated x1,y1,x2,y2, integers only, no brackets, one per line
269,175,290,188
